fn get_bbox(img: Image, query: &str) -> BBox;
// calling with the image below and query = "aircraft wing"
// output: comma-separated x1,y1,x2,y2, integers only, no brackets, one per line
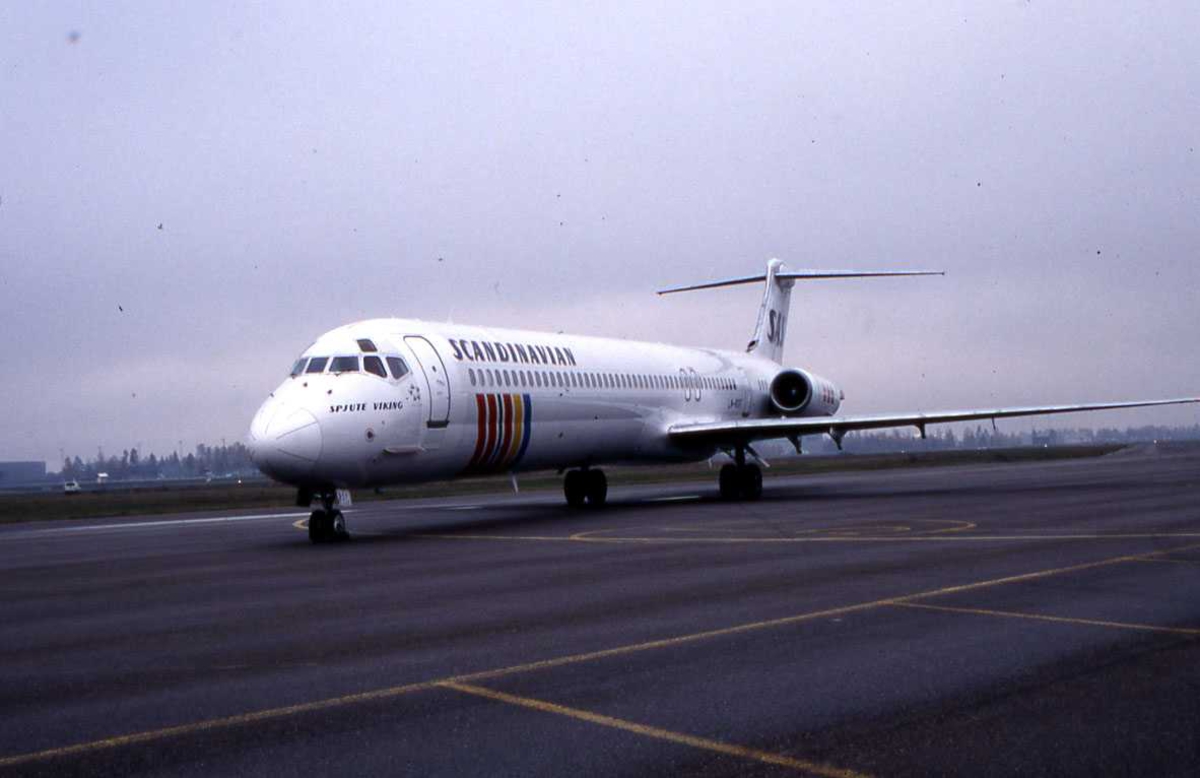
668,397,1200,449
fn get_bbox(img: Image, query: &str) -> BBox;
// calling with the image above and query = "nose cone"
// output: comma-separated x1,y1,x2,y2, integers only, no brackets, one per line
248,399,323,483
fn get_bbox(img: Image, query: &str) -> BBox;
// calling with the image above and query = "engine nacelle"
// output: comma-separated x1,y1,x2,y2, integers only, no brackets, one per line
769,368,842,417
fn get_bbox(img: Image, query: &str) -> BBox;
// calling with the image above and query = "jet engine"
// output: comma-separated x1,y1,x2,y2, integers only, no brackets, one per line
769,368,843,416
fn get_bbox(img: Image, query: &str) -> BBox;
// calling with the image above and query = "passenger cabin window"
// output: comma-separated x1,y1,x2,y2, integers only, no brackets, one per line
364,356,387,378
357,339,377,352
290,358,307,377
330,356,360,373
305,357,329,374
386,357,409,380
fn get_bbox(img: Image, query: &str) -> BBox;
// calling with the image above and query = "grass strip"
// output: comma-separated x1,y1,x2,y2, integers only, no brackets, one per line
0,445,1123,525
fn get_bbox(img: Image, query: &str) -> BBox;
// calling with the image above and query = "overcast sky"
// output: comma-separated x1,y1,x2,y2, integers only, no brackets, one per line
2,2,1198,466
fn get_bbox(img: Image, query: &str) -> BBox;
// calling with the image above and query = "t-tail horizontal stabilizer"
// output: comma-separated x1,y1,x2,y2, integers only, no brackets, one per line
657,258,943,363
655,268,945,295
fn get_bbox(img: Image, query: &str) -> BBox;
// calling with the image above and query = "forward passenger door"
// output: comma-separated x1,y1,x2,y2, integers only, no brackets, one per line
403,336,451,427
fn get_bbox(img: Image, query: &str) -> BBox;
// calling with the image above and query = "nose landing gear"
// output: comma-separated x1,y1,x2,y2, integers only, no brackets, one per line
563,468,607,508
305,490,351,544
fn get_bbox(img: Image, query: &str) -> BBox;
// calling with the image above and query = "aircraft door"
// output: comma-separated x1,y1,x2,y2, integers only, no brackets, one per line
403,336,451,427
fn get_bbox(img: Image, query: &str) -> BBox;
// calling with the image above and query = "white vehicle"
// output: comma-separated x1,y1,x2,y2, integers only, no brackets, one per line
247,260,1198,543
62,480,81,495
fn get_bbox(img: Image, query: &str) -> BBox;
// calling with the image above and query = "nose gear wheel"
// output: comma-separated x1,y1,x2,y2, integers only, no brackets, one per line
309,509,350,543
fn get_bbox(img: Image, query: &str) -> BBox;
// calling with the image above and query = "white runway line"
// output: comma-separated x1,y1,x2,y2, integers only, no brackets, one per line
10,511,313,537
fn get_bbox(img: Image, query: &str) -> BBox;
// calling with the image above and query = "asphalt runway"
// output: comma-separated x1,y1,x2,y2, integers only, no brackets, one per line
2,447,1199,776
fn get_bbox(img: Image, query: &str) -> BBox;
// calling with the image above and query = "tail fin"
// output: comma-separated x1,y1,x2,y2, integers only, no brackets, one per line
657,259,943,364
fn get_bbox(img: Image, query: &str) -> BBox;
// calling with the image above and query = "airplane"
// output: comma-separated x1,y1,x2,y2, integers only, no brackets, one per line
246,259,1199,543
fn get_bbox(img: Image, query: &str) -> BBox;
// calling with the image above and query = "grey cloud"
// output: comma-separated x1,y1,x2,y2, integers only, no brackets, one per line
1,2,1197,463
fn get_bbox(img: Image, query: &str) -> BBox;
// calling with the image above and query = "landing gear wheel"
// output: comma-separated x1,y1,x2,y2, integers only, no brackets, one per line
717,463,763,500
564,470,586,508
739,464,763,501
584,469,608,508
309,510,331,544
330,510,350,541
309,509,349,543
719,464,739,500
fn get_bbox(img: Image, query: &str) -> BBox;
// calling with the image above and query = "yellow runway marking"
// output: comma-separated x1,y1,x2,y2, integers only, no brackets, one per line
891,602,1200,636
930,520,977,534
440,681,868,778
419,533,577,543
882,543,1200,602
1132,556,1200,566
4,542,1197,769
653,519,976,537
426,531,1200,545
0,680,440,769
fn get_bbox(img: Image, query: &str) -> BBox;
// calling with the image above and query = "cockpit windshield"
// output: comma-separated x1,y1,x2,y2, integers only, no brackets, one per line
387,357,409,379
291,353,408,379
364,355,387,378
329,356,360,373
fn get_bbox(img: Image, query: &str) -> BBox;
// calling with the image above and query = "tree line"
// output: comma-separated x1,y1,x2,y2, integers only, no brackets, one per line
60,442,257,481
55,423,1200,480
800,423,1200,455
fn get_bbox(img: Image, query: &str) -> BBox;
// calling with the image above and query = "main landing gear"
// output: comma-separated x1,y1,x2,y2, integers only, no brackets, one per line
304,490,350,544
718,447,763,501
563,468,607,508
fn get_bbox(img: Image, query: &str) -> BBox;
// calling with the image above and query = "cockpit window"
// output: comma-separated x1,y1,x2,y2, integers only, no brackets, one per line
330,356,360,373
363,355,386,378
305,357,329,374
290,358,307,377
386,357,409,380
356,339,377,353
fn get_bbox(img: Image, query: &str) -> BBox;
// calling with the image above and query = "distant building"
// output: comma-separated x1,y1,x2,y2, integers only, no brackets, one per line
0,461,47,485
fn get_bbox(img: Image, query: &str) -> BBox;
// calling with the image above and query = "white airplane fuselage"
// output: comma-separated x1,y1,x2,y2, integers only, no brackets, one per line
248,261,1196,545
248,317,840,490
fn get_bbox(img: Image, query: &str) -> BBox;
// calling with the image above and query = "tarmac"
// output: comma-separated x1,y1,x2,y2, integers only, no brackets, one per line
2,446,1199,776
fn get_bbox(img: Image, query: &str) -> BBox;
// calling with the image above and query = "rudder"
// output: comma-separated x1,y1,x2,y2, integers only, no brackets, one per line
746,258,792,363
